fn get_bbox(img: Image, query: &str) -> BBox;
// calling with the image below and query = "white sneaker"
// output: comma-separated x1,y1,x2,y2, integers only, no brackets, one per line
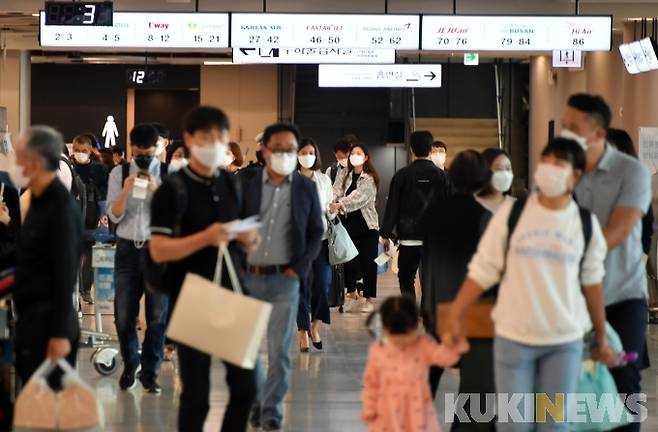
361,302,375,313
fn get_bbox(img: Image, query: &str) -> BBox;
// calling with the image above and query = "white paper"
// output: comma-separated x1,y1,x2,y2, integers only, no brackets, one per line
226,216,262,235
132,177,148,200
374,253,392,266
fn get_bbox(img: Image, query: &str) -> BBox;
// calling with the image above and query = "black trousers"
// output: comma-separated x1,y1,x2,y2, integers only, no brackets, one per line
177,344,258,432
606,299,649,432
397,245,422,300
344,229,379,299
81,240,94,294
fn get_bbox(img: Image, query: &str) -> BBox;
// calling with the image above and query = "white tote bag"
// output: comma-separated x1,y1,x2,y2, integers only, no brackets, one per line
167,245,272,369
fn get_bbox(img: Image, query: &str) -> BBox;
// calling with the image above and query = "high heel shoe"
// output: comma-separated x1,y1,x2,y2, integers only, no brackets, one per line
310,331,323,350
300,331,310,353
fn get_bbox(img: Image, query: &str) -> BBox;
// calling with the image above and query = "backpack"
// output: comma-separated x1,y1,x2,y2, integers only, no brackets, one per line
145,173,188,296
60,156,87,222
329,163,339,184
504,198,593,275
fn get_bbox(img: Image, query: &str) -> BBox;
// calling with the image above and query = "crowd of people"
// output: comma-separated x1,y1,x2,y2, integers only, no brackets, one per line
0,91,651,432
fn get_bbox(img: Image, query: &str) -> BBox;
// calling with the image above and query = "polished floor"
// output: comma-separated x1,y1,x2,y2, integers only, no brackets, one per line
78,272,658,431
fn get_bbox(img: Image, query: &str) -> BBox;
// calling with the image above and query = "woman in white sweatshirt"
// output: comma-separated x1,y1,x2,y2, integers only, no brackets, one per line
444,138,615,431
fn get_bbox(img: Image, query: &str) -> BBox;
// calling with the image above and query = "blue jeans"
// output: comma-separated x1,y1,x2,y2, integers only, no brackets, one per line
245,272,300,424
114,238,168,377
297,240,332,331
494,336,583,432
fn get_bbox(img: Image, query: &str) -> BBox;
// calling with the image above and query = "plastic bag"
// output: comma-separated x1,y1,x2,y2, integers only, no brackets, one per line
14,359,100,431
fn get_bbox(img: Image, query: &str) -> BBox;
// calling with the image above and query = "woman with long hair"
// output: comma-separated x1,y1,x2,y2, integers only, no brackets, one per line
331,143,380,313
476,148,515,214
296,138,333,351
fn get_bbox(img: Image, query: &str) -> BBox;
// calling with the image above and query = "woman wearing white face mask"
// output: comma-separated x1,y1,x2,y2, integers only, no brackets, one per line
296,138,334,352
165,141,190,173
476,148,515,214
330,143,380,313
445,138,616,431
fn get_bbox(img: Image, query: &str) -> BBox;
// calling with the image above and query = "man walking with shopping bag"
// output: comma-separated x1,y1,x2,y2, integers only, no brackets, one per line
150,106,261,432
242,123,324,432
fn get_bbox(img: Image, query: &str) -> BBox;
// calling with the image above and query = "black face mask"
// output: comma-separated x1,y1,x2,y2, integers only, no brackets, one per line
134,155,153,171
256,149,265,165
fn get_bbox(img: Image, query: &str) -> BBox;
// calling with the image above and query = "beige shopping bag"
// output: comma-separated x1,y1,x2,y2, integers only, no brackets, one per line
14,359,100,431
167,245,272,369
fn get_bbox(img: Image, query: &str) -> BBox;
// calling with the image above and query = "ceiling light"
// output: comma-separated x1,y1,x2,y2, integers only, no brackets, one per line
32,13,39,17
203,60,233,65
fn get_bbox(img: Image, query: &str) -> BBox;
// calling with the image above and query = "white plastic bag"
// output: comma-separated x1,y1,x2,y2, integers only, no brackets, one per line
13,360,58,429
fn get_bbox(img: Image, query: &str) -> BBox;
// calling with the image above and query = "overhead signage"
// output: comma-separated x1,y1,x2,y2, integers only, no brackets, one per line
464,52,479,65
39,12,229,49
231,13,420,50
422,15,612,51
318,64,441,88
232,47,396,64
552,50,583,68
619,38,658,74
45,1,113,26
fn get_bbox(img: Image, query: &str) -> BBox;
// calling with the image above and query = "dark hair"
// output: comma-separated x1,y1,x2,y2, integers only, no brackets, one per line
297,137,322,171
111,146,124,157
26,126,65,172
72,132,100,160
262,123,301,148
607,128,637,158
228,141,244,167
333,134,357,154
129,124,160,150
448,150,488,194
567,93,612,130
410,131,433,158
165,140,189,164
432,140,447,151
151,122,170,140
183,106,230,135
540,137,587,172
367,296,419,335
99,148,114,167
478,148,512,197
343,142,380,191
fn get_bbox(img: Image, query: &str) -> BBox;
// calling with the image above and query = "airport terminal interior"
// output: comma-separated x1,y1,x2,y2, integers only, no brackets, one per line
3,0,658,431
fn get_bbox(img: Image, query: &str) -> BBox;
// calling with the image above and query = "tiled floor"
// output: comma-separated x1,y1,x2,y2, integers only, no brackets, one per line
77,273,658,431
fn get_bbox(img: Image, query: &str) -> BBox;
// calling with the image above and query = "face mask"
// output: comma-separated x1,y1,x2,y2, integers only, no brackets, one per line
298,154,316,169
432,152,447,168
7,160,29,189
559,129,588,151
74,152,90,164
534,163,571,198
338,158,348,168
491,170,514,193
155,138,166,156
191,142,229,170
270,152,298,176
168,158,188,173
350,154,365,167
256,149,266,165
134,154,154,171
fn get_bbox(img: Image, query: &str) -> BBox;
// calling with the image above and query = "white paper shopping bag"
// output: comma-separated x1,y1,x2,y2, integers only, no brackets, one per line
167,245,272,369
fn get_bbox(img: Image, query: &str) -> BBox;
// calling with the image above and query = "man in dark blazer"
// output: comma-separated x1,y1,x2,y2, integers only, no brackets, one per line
241,123,323,432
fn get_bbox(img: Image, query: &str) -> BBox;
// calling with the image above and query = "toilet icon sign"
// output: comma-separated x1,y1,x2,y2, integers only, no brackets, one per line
102,115,119,148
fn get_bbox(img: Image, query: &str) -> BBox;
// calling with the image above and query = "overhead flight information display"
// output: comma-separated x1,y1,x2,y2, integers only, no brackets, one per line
40,12,229,49
231,13,420,50
422,15,612,51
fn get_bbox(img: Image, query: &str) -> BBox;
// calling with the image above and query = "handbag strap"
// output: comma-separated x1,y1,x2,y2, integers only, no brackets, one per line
214,244,244,295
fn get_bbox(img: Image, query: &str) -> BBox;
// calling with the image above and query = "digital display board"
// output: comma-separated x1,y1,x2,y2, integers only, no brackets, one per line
45,1,113,26
422,15,612,51
231,13,420,50
40,12,229,49
318,64,441,88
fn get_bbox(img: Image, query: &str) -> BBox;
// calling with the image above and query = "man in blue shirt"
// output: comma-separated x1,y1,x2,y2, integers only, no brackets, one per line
565,94,651,431
106,124,168,394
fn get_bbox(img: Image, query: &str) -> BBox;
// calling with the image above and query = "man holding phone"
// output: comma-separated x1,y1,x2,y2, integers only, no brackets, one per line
107,124,168,394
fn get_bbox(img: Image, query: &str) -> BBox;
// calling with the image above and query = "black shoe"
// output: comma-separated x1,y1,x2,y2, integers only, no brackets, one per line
81,291,94,305
119,366,138,390
249,406,261,428
312,340,323,350
262,419,282,431
139,373,162,394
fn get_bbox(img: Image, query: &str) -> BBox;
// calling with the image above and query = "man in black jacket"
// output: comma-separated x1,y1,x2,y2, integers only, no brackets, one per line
12,126,82,383
380,131,449,300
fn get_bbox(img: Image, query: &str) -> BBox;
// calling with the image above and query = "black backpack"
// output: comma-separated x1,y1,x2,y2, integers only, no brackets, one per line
60,156,87,221
504,198,593,274
145,173,188,296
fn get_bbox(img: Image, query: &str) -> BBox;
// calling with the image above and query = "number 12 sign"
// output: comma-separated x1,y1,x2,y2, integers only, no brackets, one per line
231,13,420,50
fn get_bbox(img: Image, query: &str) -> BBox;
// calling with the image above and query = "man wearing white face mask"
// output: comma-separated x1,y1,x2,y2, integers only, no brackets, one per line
150,106,261,432
151,123,171,164
445,138,614,431
564,94,651,428
431,140,448,170
243,123,324,431
325,135,355,185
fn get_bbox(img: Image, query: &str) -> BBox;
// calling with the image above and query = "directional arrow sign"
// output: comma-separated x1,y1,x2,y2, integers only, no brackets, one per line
240,48,256,55
318,64,442,88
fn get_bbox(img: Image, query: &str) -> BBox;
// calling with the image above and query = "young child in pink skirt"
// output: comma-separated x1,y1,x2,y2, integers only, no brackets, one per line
361,296,467,432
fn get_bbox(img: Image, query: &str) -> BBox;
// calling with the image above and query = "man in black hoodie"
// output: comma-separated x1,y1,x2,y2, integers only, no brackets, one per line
380,131,449,300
